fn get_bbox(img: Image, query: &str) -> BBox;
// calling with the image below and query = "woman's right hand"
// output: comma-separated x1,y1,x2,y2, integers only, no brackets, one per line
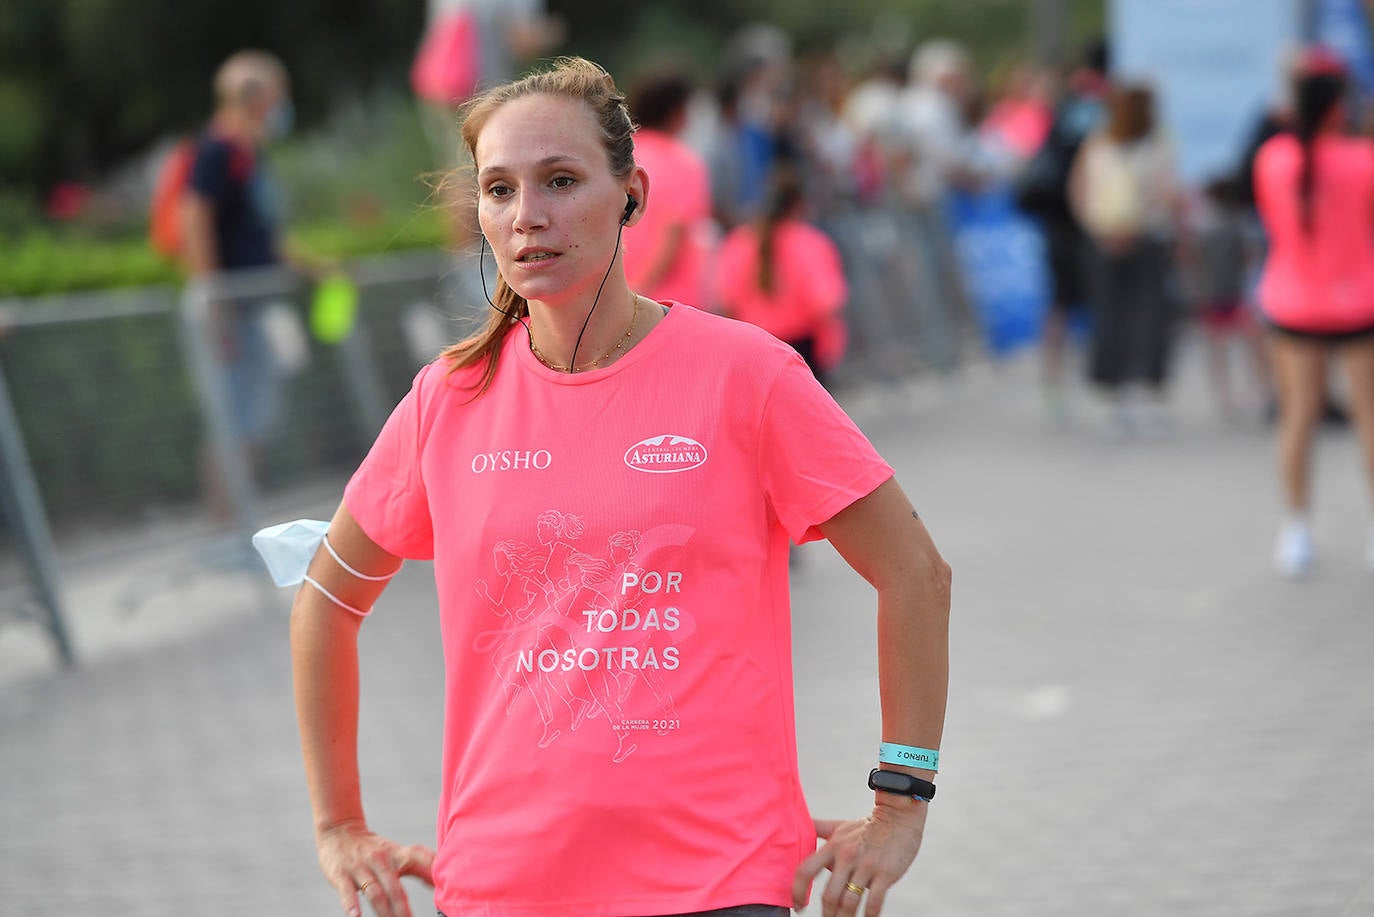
316,821,435,917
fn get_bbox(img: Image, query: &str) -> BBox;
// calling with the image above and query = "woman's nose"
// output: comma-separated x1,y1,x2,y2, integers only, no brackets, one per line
511,189,548,233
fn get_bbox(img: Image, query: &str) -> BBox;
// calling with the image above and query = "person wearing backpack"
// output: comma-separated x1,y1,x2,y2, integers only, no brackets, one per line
179,50,295,521
1069,81,1183,436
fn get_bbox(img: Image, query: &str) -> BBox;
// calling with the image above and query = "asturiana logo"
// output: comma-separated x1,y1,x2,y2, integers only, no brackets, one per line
624,435,708,474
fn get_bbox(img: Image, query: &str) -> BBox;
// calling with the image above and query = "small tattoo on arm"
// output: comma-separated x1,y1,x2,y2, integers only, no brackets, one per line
911,510,920,521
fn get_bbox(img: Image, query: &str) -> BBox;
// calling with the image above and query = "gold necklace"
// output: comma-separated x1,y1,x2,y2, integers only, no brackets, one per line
529,295,641,373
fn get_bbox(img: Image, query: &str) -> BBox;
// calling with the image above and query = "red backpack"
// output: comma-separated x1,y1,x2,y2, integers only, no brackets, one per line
149,139,197,259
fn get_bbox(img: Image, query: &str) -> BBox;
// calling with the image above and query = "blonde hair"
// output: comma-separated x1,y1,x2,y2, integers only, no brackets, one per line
441,57,637,396
214,50,289,108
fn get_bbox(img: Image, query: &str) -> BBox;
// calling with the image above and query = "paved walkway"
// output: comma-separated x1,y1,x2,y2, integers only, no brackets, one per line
3,344,1373,915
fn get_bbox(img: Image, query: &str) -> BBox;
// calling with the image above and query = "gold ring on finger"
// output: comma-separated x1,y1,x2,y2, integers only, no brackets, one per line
845,881,866,895
358,880,372,893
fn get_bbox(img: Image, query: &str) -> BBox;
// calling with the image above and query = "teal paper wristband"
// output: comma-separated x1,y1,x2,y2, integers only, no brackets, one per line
878,742,939,771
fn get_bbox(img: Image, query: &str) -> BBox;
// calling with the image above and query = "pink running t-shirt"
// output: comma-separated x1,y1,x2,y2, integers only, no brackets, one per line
716,220,847,346
1254,133,1374,333
344,303,893,916
622,129,712,306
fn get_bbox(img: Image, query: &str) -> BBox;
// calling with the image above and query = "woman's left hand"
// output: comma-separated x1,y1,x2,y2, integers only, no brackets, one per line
791,803,929,916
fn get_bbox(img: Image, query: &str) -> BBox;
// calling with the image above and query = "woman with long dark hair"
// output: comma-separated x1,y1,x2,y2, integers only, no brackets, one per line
1254,57,1374,577
715,170,848,386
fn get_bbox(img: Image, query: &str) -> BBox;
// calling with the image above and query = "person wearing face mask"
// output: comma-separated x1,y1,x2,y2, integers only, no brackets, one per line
181,50,295,521
273,57,951,917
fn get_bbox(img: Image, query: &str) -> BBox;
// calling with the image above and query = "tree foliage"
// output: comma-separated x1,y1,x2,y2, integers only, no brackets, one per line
553,0,1104,84
0,0,424,191
1,0,1104,196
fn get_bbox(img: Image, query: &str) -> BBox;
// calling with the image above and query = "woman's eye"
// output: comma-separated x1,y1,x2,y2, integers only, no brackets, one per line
551,176,575,190
487,184,512,198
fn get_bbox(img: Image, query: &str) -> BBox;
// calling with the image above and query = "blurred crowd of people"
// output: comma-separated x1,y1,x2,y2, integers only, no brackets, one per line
165,17,1374,581
603,29,1374,578
556,31,1184,409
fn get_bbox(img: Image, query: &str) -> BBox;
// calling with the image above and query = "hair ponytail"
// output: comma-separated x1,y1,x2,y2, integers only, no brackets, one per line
756,213,782,296
755,170,804,297
1294,72,1347,235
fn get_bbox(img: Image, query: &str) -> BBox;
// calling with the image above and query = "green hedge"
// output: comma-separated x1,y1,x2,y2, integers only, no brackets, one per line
0,209,449,299
0,268,444,530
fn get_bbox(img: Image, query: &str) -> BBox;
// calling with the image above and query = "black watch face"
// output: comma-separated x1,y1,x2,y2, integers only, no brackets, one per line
869,768,935,799
869,769,916,793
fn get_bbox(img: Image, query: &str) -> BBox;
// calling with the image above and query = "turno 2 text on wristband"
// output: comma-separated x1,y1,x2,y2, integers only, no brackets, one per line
878,742,939,771
869,767,936,802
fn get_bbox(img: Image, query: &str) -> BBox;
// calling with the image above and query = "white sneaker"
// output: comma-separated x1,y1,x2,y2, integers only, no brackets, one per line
1133,399,1173,439
1275,522,1314,579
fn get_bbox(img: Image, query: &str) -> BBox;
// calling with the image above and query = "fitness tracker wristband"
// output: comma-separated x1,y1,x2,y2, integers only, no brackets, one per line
868,767,936,801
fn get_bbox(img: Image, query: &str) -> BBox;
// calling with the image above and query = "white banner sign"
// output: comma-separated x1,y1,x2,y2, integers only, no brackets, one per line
1110,0,1301,185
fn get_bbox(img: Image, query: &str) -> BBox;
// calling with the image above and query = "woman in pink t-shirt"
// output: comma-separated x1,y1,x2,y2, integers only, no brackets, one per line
716,171,848,386
1253,63,1374,577
281,58,951,917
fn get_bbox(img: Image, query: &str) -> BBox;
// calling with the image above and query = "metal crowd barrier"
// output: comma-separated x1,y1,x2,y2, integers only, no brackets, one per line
0,249,475,671
0,211,977,674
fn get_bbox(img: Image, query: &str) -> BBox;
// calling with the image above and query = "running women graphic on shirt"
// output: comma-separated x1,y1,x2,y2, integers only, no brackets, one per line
473,509,689,763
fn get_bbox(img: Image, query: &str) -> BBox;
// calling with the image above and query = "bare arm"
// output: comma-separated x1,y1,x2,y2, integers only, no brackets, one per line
180,191,219,277
793,477,951,917
827,477,950,769
291,502,433,917
180,191,239,354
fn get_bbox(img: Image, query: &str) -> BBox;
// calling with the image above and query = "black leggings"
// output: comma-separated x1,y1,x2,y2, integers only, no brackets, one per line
1088,238,1175,389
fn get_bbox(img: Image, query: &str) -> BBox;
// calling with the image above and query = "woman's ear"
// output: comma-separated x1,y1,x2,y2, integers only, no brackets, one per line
623,166,650,227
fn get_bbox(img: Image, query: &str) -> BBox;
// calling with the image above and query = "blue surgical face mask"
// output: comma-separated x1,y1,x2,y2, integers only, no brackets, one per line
252,518,328,586
265,99,295,141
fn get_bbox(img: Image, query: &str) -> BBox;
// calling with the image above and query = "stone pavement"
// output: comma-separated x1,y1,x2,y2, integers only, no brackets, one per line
2,343,1373,916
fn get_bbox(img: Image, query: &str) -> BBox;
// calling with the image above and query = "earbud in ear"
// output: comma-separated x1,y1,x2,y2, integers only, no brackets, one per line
621,196,638,225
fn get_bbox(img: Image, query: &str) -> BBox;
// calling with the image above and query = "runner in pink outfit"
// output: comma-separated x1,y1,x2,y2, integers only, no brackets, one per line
1253,58,1374,577
287,58,951,917
620,71,712,307
716,171,848,385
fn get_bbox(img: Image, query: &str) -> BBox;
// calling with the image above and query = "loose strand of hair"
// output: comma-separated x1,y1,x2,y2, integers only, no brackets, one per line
441,278,528,398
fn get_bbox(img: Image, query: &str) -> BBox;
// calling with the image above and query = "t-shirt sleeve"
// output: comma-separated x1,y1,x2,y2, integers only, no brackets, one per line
757,352,893,544
188,139,231,201
343,365,436,560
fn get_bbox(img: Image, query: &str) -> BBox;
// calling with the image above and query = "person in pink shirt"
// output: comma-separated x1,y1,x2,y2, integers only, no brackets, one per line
979,63,1053,163
716,170,848,386
620,71,712,306
284,57,951,917
1254,59,1374,577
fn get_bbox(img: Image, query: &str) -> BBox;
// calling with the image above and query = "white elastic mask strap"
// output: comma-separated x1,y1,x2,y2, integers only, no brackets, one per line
323,534,401,581
302,575,371,617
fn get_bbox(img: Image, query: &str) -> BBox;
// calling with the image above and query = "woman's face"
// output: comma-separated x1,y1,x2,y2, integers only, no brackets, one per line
474,93,644,309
